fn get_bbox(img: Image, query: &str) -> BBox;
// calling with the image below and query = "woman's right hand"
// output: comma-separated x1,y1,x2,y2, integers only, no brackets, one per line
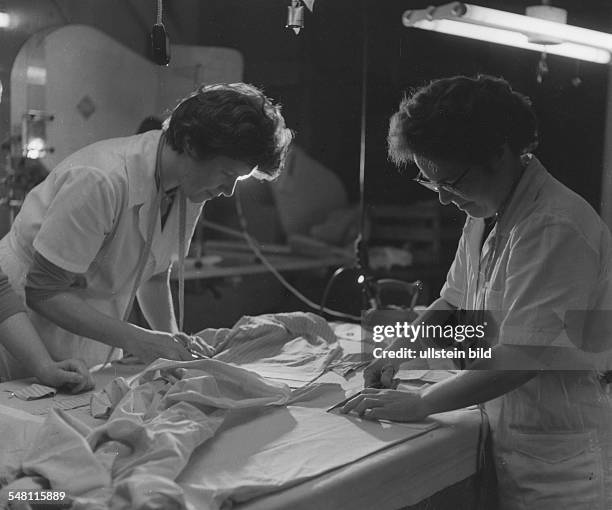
363,357,401,389
172,333,216,358
125,329,192,364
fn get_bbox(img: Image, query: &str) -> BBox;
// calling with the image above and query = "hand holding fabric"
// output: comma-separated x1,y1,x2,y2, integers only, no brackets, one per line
341,388,430,422
125,330,192,364
172,333,216,358
34,359,94,393
363,358,401,389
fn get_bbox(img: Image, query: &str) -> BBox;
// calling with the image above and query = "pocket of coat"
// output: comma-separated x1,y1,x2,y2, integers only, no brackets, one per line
498,430,605,509
483,286,503,311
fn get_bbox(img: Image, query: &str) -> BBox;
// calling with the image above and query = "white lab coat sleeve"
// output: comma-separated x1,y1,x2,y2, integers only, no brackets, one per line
32,168,120,274
498,216,606,359
440,232,467,308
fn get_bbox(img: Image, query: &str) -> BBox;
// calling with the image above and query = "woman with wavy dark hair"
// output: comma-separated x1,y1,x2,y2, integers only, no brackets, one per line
0,82,293,378
345,74,612,509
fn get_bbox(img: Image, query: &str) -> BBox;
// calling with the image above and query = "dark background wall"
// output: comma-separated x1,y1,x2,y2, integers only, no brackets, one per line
1,0,611,213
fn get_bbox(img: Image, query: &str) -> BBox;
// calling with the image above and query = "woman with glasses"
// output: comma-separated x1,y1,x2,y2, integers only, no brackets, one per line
344,74,612,509
0,83,293,379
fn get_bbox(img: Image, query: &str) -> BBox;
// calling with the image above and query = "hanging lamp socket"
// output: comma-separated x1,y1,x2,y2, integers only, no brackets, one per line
151,23,170,65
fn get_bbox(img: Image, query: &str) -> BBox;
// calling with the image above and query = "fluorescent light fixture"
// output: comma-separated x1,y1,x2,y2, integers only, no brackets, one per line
411,19,611,64
0,11,10,28
402,2,612,64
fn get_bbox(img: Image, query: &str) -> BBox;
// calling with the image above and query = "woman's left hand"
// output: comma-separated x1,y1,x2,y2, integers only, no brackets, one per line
35,359,95,393
340,388,431,422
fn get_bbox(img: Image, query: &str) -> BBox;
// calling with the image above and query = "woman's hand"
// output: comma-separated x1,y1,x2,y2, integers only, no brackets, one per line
34,359,94,393
172,333,216,358
363,357,401,388
341,388,431,422
125,330,192,364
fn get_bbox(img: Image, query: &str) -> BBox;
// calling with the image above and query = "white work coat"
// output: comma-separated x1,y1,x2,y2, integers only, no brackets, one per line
441,156,612,509
0,131,203,373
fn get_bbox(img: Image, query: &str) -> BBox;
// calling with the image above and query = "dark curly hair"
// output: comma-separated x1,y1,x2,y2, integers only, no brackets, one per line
388,75,538,167
164,83,293,179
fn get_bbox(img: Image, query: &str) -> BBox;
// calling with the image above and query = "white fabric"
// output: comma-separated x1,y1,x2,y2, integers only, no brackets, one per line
0,131,203,372
10,359,291,510
1,356,439,510
227,408,477,510
441,155,612,509
0,347,477,510
200,312,342,386
0,404,44,487
178,400,437,510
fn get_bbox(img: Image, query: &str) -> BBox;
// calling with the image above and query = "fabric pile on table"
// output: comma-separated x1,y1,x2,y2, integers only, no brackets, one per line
0,312,345,509
200,312,342,387
1,358,292,510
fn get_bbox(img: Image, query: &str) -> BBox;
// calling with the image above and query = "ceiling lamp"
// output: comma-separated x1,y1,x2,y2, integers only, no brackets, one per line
402,2,612,64
286,0,315,35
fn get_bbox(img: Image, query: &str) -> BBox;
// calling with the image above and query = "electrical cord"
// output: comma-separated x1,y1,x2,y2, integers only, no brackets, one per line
197,213,363,319
234,186,361,322
374,278,422,310
156,0,163,24
319,266,354,316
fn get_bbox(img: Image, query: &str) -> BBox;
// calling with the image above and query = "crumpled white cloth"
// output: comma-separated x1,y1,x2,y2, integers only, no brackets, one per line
7,359,291,510
199,312,342,386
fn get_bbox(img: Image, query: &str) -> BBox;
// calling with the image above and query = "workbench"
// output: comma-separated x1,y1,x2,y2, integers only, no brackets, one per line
0,324,482,510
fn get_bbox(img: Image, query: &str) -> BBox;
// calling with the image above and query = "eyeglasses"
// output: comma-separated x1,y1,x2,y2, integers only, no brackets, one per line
413,165,472,194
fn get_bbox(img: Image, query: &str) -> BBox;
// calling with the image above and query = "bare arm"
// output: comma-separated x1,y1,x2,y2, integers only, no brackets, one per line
26,292,190,363
420,341,546,414
28,291,142,349
421,363,537,415
346,345,538,420
0,312,93,390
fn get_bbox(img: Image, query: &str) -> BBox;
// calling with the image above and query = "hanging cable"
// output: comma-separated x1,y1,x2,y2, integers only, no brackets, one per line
353,0,382,311
234,186,361,322
156,0,163,24
151,0,170,65
318,0,379,318
319,266,354,315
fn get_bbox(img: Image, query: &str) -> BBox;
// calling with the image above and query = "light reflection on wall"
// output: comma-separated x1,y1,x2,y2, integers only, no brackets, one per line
25,137,46,159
